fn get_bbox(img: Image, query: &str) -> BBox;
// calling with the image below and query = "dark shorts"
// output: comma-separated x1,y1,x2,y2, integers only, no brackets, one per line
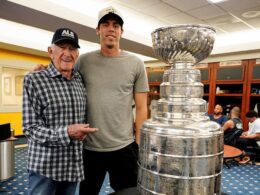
79,142,139,195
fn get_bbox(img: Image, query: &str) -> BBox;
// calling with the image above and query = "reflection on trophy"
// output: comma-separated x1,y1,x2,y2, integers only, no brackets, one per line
138,25,223,195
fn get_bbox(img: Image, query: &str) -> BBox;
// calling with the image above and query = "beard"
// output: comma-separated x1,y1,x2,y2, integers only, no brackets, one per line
106,44,114,49
103,37,116,49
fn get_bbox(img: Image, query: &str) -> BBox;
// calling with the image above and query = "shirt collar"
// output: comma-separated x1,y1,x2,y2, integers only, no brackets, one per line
46,63,79,79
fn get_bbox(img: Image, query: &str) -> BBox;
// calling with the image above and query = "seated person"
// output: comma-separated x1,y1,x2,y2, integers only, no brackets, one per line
235,110,260,164
208,104,228,126
222,106,243,146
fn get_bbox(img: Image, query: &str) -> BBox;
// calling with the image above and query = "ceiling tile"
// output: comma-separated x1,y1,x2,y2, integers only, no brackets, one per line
141,2,180,17
162,0,209,11
205,14,240,25
215,21,252,32
118,0,160,9
229,6,260,29
189,4,226,20
232,6,260,19
164,12,202,24
217,0,260,12
244,18,260,28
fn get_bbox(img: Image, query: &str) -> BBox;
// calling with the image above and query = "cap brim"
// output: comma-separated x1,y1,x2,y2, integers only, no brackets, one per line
98,13,123,26
53,38,80,48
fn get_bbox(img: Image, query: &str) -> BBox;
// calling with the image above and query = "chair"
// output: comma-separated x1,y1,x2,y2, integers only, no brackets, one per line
245,141,260,165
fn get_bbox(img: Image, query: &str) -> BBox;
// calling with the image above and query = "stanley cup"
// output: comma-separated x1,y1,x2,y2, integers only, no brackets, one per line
138,25,223,195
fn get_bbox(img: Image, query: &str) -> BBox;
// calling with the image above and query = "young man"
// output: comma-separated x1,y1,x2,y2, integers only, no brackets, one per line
234,110,260,164
22,28,98,195
77,6,149,194
208,104,228,126
236,110,260,149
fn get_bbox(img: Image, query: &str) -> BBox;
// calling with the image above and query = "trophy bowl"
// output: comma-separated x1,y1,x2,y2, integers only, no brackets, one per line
151,24,216,65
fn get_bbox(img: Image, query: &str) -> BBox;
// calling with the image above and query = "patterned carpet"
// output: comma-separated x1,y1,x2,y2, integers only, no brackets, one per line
0,147,259,195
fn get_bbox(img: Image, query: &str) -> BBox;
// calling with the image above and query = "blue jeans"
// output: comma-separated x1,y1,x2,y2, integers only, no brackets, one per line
28,170,78,195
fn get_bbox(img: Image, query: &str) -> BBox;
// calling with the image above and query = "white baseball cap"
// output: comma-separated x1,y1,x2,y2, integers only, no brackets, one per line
98,6,124,26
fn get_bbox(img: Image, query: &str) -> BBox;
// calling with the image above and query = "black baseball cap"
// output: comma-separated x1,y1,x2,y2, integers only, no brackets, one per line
51,28,80,48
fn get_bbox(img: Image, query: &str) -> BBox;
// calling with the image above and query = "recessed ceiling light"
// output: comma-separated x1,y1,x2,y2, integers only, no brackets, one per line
207,0,227,3
242,11,260,18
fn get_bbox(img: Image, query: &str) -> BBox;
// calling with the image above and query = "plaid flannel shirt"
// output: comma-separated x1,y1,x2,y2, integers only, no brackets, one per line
22,64,86,182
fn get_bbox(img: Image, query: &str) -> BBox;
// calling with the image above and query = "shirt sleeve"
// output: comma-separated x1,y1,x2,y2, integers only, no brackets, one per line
221,115,228,126
22,74,70,146
253,119,260,134
134,58,149,93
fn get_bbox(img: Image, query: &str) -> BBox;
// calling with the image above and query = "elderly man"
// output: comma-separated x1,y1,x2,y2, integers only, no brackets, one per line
22,28,98,195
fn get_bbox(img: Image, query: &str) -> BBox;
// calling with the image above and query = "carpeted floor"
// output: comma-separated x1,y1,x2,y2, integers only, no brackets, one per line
221,161,260,195
0,146,114,195
0,144,259,195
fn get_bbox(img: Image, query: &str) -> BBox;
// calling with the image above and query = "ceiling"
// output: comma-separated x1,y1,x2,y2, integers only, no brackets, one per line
120,0,260,33
1,0,260,61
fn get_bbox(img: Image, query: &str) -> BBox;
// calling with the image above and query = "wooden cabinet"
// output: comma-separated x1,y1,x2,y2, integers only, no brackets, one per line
246,60,260,109
146,59,260,130
245,60,260,130
197,64,212,104
206,62,247,128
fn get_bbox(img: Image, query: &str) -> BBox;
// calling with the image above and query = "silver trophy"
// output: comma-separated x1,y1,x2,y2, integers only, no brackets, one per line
138,25,223,195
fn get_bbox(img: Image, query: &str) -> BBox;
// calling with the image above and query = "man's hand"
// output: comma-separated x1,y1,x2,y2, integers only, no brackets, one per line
68,124,98,141
31,64,47,72
240,132,248,138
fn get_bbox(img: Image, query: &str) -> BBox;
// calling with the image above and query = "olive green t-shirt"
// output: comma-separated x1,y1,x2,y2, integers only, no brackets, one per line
76,50,149,152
